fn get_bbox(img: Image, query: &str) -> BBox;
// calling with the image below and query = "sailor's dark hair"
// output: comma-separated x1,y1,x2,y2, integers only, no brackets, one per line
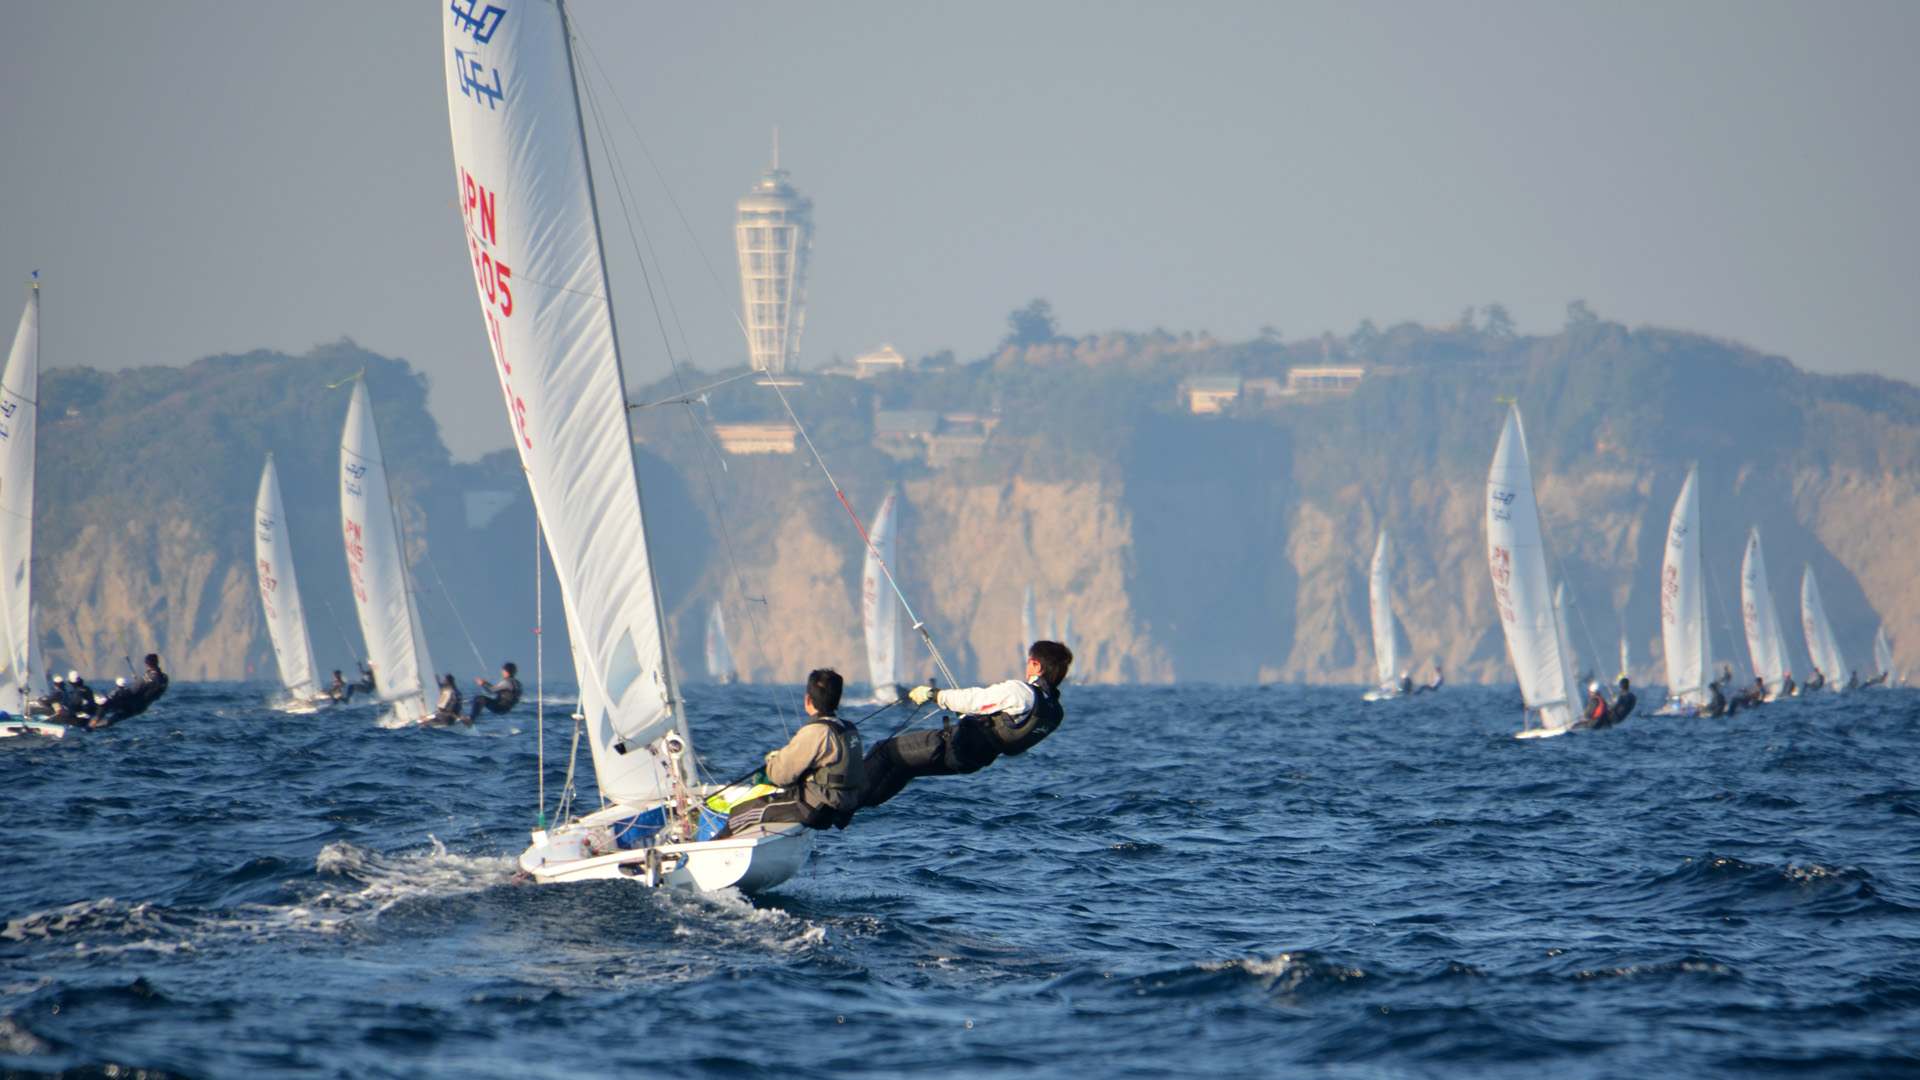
1618,677,1631,690
806,668,843,715
144,654,160,668
1030,640,1073,686
502,662,517,677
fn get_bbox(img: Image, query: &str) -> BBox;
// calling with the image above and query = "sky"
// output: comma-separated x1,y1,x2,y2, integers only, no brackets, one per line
3,1,1917,460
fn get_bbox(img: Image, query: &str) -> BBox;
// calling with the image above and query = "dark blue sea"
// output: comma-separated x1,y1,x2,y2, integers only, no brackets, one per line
3,682,1918,1078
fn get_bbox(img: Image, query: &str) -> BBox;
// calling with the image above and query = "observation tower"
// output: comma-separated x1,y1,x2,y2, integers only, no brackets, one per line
734,139,813,374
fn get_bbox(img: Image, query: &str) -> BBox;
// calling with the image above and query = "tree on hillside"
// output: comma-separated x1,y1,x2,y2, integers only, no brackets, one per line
1482,304,1515,337
1565,299,1599,329
1005,299,1059,347
1457,306,1477,333
1348,318,1380,355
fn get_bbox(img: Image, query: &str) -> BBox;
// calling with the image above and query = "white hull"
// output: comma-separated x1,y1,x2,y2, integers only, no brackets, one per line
520,797,812,893
0,718,68,739
275,697,336,716
1362,688,1402,702
1514,727,1567,740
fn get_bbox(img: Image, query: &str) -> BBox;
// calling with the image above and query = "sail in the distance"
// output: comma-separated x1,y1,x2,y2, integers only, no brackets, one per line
340,381,435,722
445,0,687,805
862,489,901,701
1021,583,1037,659
1660,466,1710,705
1486,405,1577,733
1618,631,1631,682
0,286,37,706
1874,626,1893,682
705,602,737,684
1800,565,1846,690
1740,527,1791,698
255,456,319,698
1369,529,1398,691
1555,583,1579,687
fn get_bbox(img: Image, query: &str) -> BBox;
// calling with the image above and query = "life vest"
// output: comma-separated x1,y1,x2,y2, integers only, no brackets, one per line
809,716,864,808
982,679,1063,756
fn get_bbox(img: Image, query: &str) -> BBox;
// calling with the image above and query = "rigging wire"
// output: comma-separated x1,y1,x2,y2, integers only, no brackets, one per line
422,552,488,672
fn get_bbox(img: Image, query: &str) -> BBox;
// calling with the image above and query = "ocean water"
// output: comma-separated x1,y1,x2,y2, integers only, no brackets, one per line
2,682,1917,1078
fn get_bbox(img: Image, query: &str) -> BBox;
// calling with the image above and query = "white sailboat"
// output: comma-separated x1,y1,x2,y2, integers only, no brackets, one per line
1873,625,1894,685
1021,583,1037,659
445,0,808,890
1618,631,1632,683
254,456,329,711
1800,565,1846,692
1363,528,1401,700
704,603,737,684
1740,527,1791,699
339,381,436,726
0,282,59,739
862,489,902,703
1486,405,1579,738
1659,466,1711,711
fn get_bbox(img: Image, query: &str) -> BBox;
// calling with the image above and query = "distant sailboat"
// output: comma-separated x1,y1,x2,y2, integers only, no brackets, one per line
1800,565,1846,691
704,602,737,684
0,281,59,739
339,381,436,725
446,0,809,889
1873,625,1894,685
1363,528,1402,700
1486,405,1579,737
1618,631,1631,683
254,456,328,711
1740,527,1791,699
862,489,901,702
1021,583,1037,658
1659,465,1711,710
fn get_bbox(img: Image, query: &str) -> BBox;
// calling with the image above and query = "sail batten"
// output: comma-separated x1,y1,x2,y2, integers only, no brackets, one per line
862,490,901,700
256,458,318,697
444,0,686,804
0,290,37,704
1741,527,1790,698
1486,405,1576,731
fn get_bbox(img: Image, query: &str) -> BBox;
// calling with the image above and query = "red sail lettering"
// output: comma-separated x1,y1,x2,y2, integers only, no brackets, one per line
479,187,497,246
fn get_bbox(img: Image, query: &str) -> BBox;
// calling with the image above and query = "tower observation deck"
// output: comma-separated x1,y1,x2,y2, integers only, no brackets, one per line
734,146,813,374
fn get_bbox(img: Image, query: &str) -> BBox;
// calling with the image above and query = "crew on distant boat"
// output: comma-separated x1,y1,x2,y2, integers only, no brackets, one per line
1781,671,1797,697
28,674,65,717
1412,663,1445,694
1735,677,1767,710
1703,676,1729,718
1583,681,1609,726
326,670,352,703
1805,668,1825,692
66,672,97,717
421,673,467,728
351,661,376,699
1397,671,1414,696
1863,670,1889,688
467,662,521,723
1845,669,1859,691
92,677,141,727
715,668,862,837
856,640,1072,813
1608,677,1637,725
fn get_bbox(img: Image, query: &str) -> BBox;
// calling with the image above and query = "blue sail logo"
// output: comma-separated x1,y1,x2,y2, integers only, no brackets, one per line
450,0,505,44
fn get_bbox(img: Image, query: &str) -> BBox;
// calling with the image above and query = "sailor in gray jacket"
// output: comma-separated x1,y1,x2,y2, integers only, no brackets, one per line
717,669,863,835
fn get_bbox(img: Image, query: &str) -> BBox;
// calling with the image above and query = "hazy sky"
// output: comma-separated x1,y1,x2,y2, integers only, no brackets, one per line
3,2,1916,459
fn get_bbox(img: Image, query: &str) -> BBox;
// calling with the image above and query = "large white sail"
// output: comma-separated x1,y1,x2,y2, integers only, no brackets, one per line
1369,529,1397,690
1800,565,1846,690
704,602,736,683
862,489,901,701
255,456,319,698
1486,405,1577,732
340,381,435,722
1740,527,1790,698
444,0,686,805
0,286,37,706
1660,466,1710,705
1874,625,1893,682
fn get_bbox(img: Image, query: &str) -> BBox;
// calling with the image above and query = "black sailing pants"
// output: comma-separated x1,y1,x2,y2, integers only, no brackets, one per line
856,717,1003,810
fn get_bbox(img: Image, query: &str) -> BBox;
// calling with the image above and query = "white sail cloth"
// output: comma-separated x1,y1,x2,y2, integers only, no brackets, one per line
255,457,319,697
1800,566,1846,690
1660,466,1710,705
0,291,37,706
705,602,735,682
1486,405,1576,731
1874,626,1893,681
862,490,901,699
340,381,435,722
1740,527,1790,698
444,0,686,805
1021,583,1037,659
1369,529,1397,690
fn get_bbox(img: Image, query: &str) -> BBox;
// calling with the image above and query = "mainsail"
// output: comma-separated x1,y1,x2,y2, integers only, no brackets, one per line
1369,529,1398,690
862,489,901,701
1486,405,1577,732
1874,625,1893,682
444,0,689,805
704,602,736,683
1660,466,1710,705
1800,565,1846,690
0,286,37,706
255,456,319,698
340,381,435,722
1740,527,1790,698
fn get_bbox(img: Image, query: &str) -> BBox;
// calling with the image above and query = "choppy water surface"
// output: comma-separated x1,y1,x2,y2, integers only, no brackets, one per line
2,682,1918,1078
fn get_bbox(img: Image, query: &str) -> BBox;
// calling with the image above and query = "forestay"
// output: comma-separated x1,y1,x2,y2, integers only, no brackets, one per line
1800,566,1846,690
1486,405,1576,731
340,381,435,722
863,489,901,699
0,289,36,707
1660,466,1710,705
443,0,689,805
1741,527,1790,698
1369,529,1397,690
255,457,319,698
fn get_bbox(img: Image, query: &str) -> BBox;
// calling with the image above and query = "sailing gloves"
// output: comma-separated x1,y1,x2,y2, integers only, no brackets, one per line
908,685,936,706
